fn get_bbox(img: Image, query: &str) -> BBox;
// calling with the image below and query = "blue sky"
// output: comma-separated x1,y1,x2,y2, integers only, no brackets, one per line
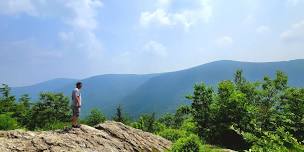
0,0,304,86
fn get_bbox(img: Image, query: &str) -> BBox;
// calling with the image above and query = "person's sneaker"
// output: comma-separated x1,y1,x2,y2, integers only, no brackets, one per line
72,124,81,128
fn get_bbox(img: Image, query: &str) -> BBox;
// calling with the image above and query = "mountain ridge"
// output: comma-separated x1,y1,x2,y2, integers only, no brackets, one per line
11,59,304,118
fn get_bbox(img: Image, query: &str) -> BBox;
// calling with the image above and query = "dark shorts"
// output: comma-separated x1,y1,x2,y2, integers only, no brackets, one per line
72,106,80,117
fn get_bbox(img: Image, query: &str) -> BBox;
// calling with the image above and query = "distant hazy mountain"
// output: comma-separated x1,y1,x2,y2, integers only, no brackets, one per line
57,74,158,117
11,78,77,100
11,59,304,118
121,59,304,117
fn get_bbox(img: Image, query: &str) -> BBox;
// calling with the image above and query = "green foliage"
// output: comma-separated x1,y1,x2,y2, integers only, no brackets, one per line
1,70,304,152
158,105,192,129
170,134,204,152
0,113,18,130
132,113,158,133
40,121,70,131
280,87,304,143
0,84,16,114
27,92,71,130
186,83,213,139
112,105,131,124
244,127,304,152
84,108,106,126
158,128,187,142
216,82,254,134
174,105,191,127
186,70,304,151
180,117,197,133
158,113,175,128
13,94,31,127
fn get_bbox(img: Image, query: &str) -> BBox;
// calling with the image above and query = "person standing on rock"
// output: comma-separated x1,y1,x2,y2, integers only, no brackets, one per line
71,82,82,128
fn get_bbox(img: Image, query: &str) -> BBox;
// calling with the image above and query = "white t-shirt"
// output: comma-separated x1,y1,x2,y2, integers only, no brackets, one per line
72,88,81,107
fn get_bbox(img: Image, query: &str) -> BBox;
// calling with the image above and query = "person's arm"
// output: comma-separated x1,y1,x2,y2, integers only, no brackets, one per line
73,90,81,107
76,95,81,107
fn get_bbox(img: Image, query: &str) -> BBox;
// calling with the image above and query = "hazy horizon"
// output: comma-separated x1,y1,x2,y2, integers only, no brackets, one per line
1,0,304,86
8,58,304,87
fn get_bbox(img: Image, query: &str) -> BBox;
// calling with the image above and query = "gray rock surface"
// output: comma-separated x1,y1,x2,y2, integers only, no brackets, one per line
0,121,171,152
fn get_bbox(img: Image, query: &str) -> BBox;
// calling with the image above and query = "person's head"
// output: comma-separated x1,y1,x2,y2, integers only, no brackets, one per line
76,82,82,89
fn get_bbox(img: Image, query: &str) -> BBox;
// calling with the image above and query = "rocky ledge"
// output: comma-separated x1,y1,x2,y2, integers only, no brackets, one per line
0,121,171,152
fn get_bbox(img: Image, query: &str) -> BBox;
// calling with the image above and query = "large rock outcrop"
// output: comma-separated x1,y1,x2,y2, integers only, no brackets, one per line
0,121,171,152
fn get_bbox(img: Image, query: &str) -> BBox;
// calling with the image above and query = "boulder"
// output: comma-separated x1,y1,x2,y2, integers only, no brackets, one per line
0,121,171,152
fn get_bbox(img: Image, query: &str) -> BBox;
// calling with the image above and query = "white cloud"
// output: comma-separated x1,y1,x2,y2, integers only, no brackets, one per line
157,0,172,8
0,0,37,16
287,0,304,6
140,0,213,30
0,0,104,60
216,36,233,47
0,38,63,63
280,20,304,42
140,9,172,26
65,0,103,31
143,40,168,57
59,0,104,61
256,25,270,33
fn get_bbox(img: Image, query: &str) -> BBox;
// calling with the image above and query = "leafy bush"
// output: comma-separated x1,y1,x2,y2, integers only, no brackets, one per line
27,92,71,130
186,70,304,151
180,117,197,133
158,128,187,142
0,113,18,130
132,113,157,133
244,127,304,152
112,105,131,125
158,113,175,128
84,108,106,126
170,134,203,152
0,84,16,114
41,121,69,131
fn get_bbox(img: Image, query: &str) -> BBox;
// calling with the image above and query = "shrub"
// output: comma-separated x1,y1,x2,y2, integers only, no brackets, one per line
244,127,304,152
28,92,71,130
158,128,187,142
84,108,106,126
41,121,69,131
180,117,197,133
170,134,203,152
132,113,157,133
0,113,18,130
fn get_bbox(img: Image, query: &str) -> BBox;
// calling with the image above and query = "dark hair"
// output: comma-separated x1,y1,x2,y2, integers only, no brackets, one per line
76,82,82,87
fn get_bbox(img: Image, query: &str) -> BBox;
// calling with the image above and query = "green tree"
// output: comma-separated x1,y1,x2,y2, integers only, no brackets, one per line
174,105,191,128
132,113,158,133
186,83,213,139
112,104,130,124
158,105,191,129
216,80,253,133
280,88,304,143
0,113,18,130
158,128,187,142
158,113,175,128
170,134,204,152
85,108,106,126
257,71,288,131
0,84,16,114
28,92,71,130
13,94,31,127
234,70,259,104
234,69,246,89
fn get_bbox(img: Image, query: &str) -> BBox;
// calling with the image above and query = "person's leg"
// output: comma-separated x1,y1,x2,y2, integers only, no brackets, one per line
71,115,76,126
75,107,80,127
71,106,78,127
71,107,81,128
